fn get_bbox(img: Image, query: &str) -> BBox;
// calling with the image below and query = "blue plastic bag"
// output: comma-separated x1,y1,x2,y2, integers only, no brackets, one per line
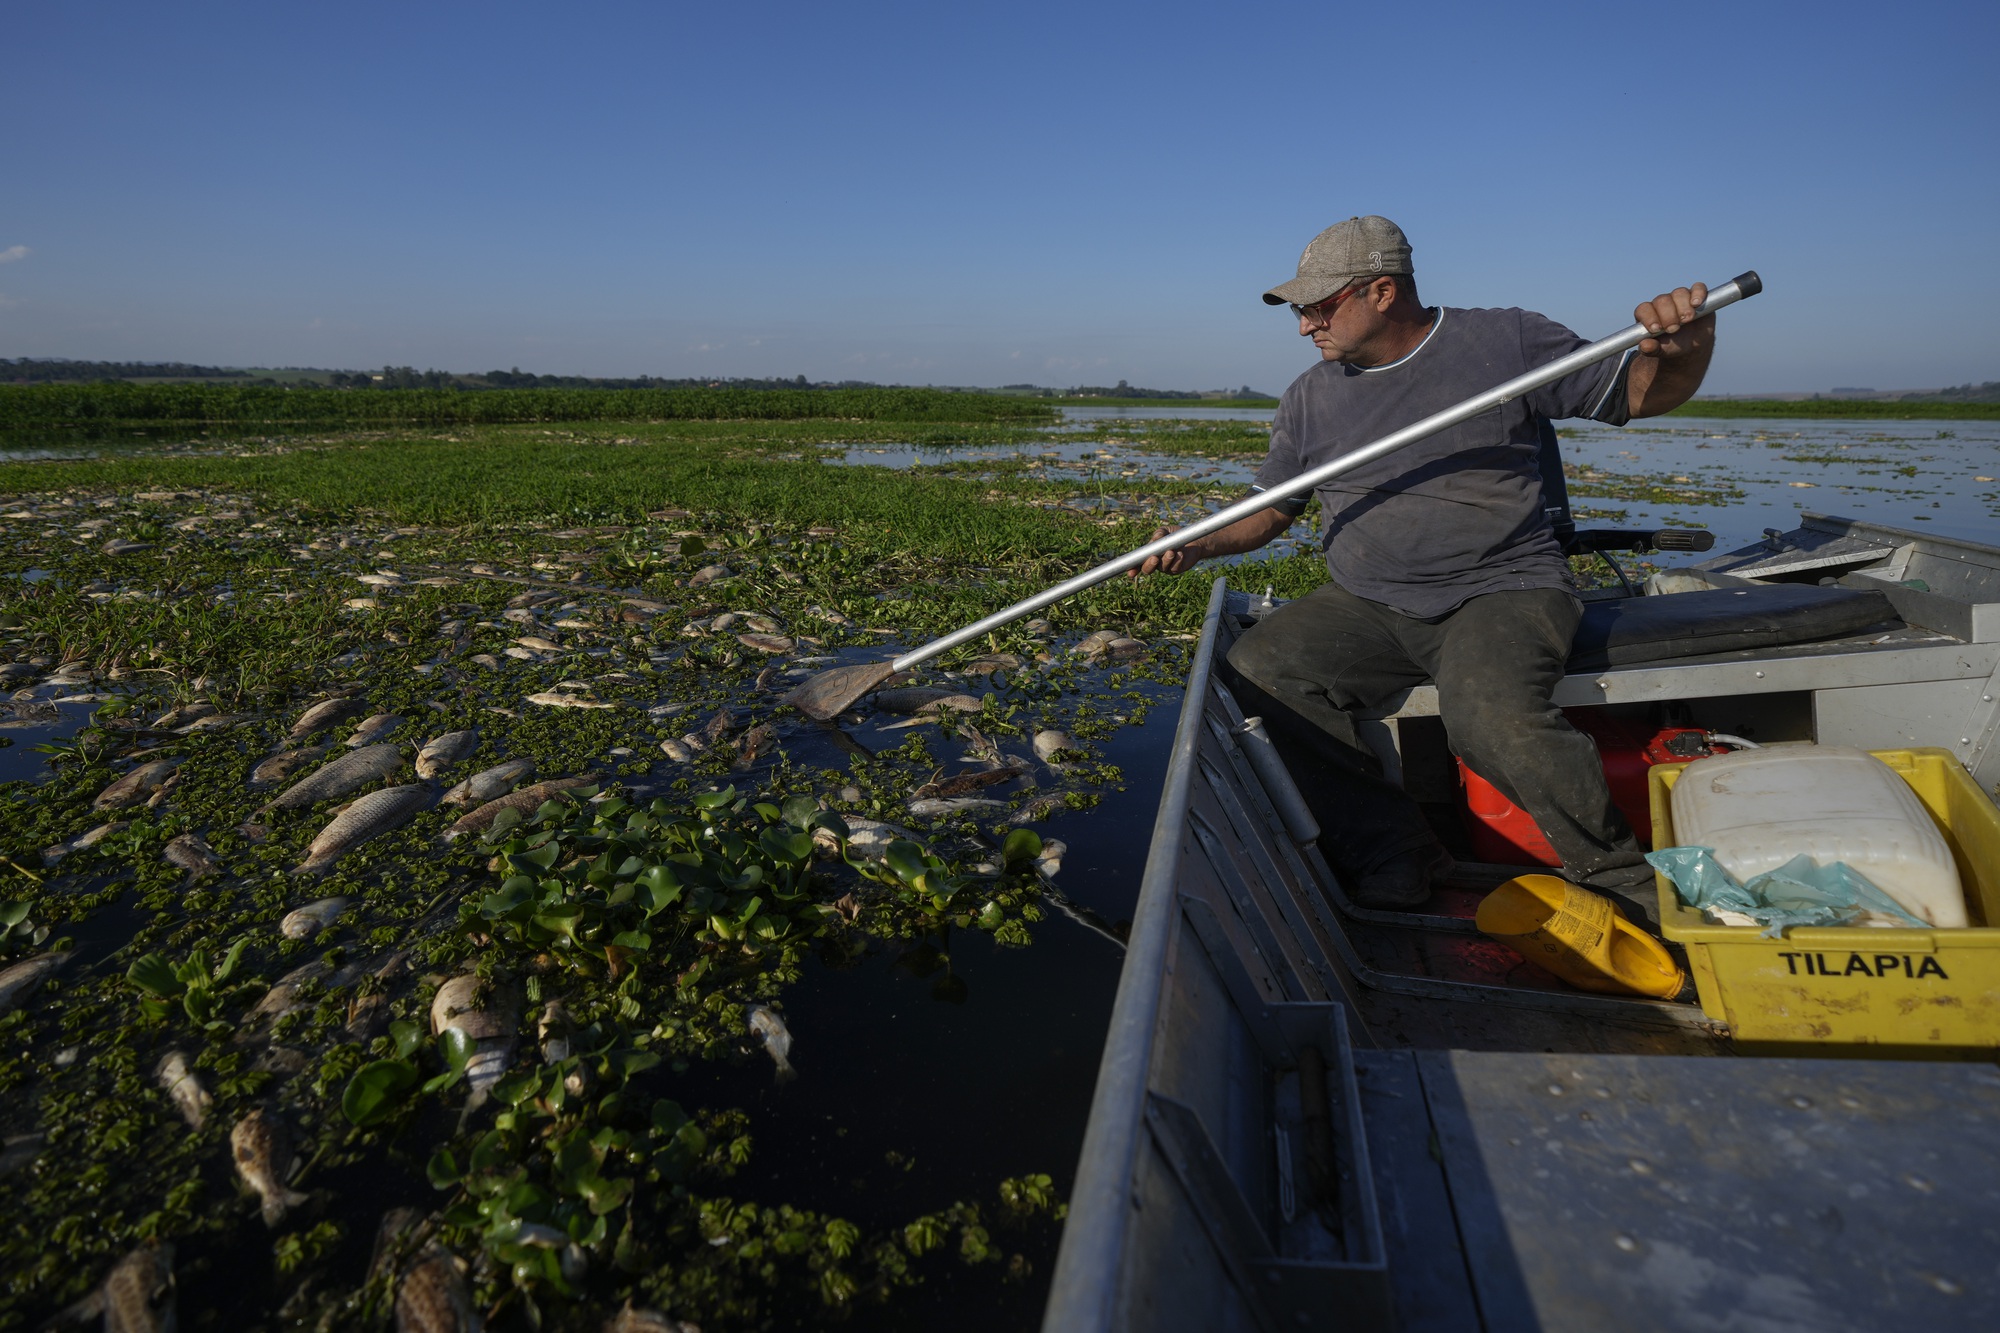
1645,846,1930,937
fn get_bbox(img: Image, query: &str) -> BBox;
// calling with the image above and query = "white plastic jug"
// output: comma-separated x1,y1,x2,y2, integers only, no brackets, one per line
1668,745,1967,928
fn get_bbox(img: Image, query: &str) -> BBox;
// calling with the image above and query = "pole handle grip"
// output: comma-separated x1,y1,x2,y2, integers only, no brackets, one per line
1704,271,1762,310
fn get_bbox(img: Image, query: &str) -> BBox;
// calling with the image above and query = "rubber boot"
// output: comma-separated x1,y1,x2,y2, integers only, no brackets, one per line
1476,874,1686,999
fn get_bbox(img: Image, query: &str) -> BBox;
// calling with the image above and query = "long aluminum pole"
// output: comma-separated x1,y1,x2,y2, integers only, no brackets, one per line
891,271,1761,673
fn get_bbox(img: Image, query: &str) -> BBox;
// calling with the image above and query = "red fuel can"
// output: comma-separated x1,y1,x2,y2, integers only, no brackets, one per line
1457,714,1718,867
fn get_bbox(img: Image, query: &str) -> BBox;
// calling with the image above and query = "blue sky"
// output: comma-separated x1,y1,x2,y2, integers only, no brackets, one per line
3,1,1994,394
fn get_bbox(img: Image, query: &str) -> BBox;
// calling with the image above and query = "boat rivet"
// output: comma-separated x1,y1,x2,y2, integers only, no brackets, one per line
1614,1234,1639,1252
1595,679,1609,690
1754,670,1765,678
1961,738,1972,746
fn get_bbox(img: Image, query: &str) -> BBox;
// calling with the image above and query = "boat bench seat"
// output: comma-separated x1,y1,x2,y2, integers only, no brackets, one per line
1566,582,1899,671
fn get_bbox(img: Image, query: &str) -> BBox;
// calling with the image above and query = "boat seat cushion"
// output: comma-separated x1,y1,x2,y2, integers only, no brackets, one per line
1567,584,1900,670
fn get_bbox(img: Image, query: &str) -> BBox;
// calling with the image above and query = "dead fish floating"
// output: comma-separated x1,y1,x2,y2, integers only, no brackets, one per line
296,785,433,876
93,759,181,812
414,729,478,779
907,797,1005,818
163,833,221,881
431,974,519,1105
43,820,128,864
1033,729,1077,762
395,1247,481,1333
603,1301,698,1332
56,1243,177,1333
912,765,1027,801
746,1003,795,1082
443,778,593,842
0,951,71,1014
439,758,534,807
736,632,795,654
346,713,405,747
264,743,405,812
281,896,351,940
290,695,367,738
249,745,327,789
525,692,615,710
231,1108,308,1227
156,1050,210,1130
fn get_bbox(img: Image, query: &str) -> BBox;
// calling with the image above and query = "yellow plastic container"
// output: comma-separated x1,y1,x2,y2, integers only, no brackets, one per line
1650,747,2000,1046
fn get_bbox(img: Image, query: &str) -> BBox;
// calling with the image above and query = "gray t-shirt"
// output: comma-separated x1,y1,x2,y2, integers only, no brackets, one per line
1252,306,1633,618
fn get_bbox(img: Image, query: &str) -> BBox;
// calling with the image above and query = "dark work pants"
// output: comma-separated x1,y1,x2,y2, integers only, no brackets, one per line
1223,581,1649,892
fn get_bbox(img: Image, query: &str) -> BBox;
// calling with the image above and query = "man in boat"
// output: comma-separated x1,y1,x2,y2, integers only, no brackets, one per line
1135,216,1716,920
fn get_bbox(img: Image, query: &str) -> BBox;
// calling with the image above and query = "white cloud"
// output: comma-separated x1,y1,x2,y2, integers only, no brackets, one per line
0,245,28,265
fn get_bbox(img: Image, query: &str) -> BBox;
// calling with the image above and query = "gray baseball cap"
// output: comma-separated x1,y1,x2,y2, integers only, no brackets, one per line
1262,215,1413,306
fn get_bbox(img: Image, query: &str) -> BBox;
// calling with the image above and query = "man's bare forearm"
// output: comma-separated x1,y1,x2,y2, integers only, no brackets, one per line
1191,506,1297,558
1132,503,1296,576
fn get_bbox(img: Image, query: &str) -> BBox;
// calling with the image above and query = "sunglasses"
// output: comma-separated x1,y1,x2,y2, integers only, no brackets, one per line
1289,283,1362,325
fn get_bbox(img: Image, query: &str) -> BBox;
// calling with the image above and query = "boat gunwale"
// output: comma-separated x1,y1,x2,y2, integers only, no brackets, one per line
1041,575,1231,1332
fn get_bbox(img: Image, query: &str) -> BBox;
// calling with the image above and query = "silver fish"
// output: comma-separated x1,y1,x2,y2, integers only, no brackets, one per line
872,686,956,714
280,896,350,940
907,797,1004,818
290,695,367,738
296,785,432,875
1033,729,1077,763
602,1303,697,1333
93,759,181,812
368,1206,426,1284
537,999,575,1065
0,1132,44,1178
431,974,519,1105
155,1051,210,1130
438,758,534,807
151,702,216,729
346,713,405,747
43,820,129,863
58,1242,177,1333
414,730,478,779
0,951,69,1014
249,745,327,788
231,1109,307,1227
395,1247,481,1333
264,743,405,811
163,834,220,880
746,1004,795,1082
442,778,591,842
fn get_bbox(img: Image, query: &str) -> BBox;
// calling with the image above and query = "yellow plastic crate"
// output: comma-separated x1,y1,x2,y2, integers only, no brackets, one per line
1650,747,2000,1046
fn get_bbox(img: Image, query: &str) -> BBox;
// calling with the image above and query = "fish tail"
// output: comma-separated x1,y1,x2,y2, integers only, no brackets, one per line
774,1054,796,1083
260,1190,305,1227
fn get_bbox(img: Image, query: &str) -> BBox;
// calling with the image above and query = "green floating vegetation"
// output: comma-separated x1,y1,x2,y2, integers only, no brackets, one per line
1671,398,2000,420
0,414,1321,1329
0,383,1059,428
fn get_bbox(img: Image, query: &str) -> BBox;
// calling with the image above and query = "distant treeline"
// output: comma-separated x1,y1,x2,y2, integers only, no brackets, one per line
0,383,1058,426
1672,398,2000,420
1000,379,1271,400
1,358,255,384
330,366,898,392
